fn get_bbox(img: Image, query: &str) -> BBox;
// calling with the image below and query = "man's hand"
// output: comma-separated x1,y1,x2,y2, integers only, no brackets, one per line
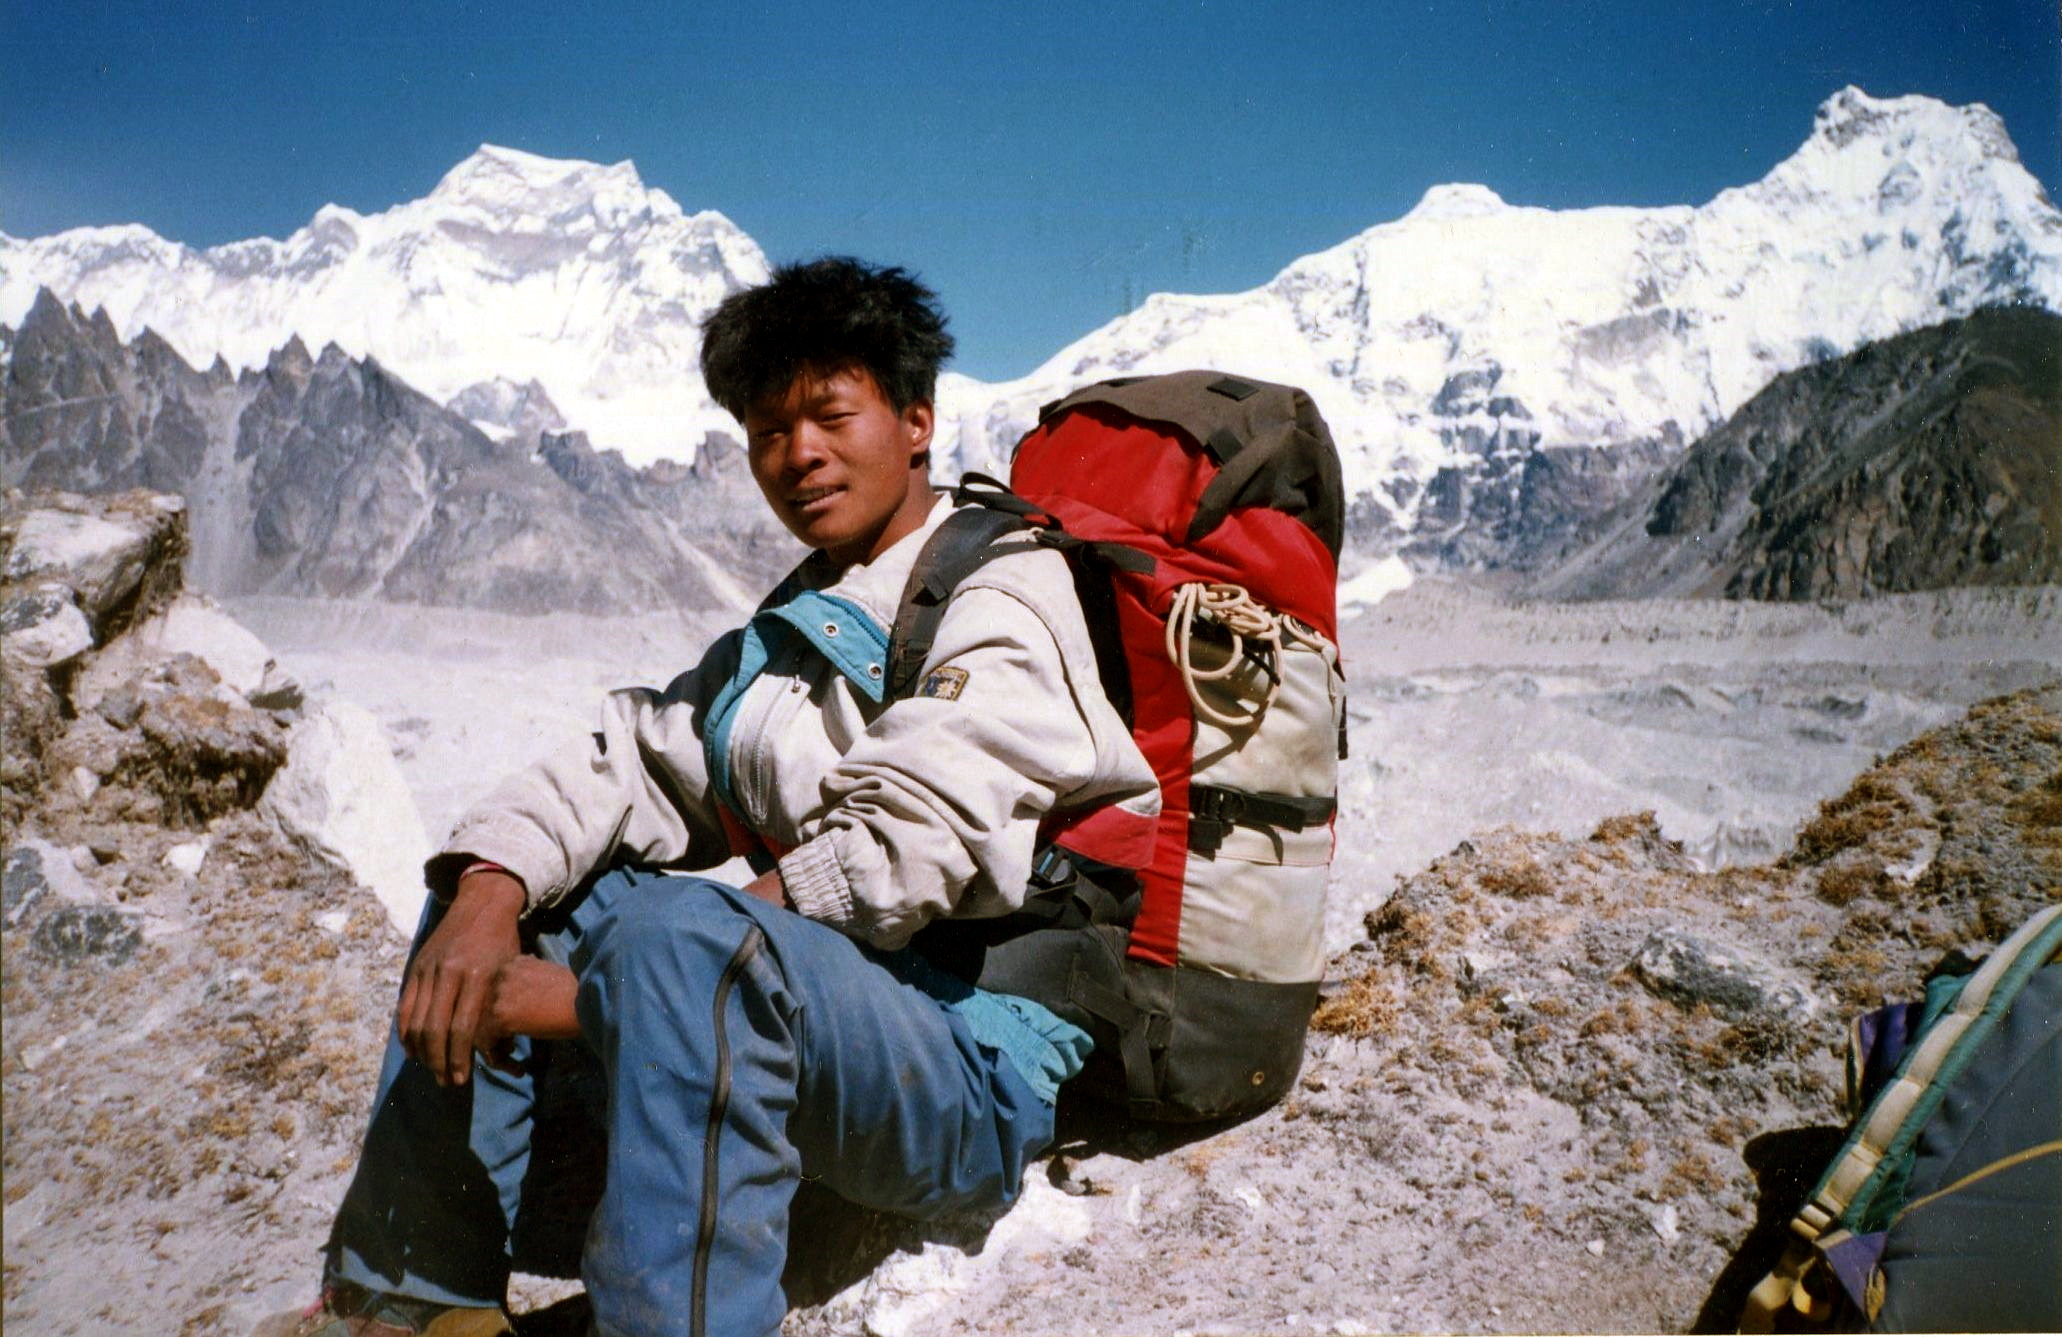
398,868,525,1086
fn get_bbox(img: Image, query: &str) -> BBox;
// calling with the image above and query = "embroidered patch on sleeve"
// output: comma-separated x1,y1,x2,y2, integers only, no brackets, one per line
918,666,970,701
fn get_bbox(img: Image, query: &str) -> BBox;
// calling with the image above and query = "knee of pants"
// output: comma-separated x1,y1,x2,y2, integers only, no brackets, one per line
574,881,789,1017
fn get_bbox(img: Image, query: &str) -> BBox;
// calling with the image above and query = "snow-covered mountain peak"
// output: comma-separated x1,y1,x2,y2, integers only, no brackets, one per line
6,88,2055,507
1,223,192,271
1404,184,1510,222
1807,85,2016,164
2,144,771,465
932,89,2062,546
1736,86,2039,221
427,143,674,229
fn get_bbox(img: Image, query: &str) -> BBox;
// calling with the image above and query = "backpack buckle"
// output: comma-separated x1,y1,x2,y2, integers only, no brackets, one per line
1030,845,1076,889
1187,788,1241,857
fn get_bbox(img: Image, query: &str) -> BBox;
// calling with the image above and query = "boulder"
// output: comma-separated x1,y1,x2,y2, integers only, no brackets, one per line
0,584,94,667
79,593,301,712
5,835,108,912
6,836,136,964
31,902,142,966
124,659,289,825
1,657,66,823
1632,927,1817,1021
134,596,281,699
0,491,187,640
3,845,49,928
261,702,429,933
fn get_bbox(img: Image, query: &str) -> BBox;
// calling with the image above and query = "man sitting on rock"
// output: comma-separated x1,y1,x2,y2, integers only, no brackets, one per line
279,257,1157,1337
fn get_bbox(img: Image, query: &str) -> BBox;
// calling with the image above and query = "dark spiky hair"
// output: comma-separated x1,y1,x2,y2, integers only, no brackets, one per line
699,256,954,419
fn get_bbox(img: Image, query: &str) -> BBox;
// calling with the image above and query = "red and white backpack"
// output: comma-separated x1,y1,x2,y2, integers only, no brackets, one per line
898,370,1347,1121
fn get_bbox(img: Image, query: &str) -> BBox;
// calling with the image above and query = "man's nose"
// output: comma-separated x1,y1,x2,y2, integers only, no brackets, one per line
785,421,831,473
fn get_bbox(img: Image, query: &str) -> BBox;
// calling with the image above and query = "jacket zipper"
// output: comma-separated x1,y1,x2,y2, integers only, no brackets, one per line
730,645,805,831
692,923,767,1337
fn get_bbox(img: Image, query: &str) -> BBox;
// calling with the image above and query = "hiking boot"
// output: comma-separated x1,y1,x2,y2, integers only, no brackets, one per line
253,1282,512,1337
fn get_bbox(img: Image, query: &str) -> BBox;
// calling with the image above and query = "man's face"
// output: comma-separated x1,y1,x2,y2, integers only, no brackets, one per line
742,365,935,566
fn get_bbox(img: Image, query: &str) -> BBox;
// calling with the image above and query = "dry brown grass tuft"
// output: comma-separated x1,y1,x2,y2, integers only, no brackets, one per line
2007,768,2062,844
1820,935,1893,1009
1793,774,1912,864
1579,996,1648,1039
1311,971,1401,1038
1502,913,1557,953
1657,1146,1728,1200
1589,812,1657,844
1815,858,1890,906
1454,994,1502,1038
1367,900,1441,973
1478,858,1555,900
1707,1115,1754,1148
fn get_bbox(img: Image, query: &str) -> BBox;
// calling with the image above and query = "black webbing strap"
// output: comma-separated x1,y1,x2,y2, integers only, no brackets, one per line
1029,847,1162,1109
1068,966,1162,1108
1187,784,1337,856
1018,846,1140,930
887,505,1030,700
951,474,1158,576
952,471,1050,520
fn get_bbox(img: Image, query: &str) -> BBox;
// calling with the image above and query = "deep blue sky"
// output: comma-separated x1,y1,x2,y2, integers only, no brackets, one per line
6,0,2057,380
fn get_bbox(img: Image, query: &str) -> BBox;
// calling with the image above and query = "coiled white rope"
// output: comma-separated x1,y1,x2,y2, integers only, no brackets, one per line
1164,582,1285,730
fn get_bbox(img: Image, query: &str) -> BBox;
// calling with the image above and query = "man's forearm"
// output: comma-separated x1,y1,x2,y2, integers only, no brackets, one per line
490,957,581,1041
460,867,782,1054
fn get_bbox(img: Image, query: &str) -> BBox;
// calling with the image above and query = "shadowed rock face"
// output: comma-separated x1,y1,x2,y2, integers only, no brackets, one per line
1408,434,1682,571
1532,306,2062,600
2,292,798,615
1,291,227,499
1398,361,1677,572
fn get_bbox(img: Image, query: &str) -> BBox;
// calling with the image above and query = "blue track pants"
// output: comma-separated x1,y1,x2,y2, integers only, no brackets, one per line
326,870,1057,1336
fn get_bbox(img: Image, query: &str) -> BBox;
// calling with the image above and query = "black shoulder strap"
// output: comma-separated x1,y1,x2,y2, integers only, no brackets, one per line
887,504,1031,700
892,480,1156,704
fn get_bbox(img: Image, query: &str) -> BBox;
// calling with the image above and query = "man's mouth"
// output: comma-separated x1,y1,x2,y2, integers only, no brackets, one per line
789,485,841,508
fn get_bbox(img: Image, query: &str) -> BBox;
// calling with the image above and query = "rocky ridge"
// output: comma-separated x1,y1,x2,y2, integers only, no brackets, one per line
2,489,425,1332
1532,306,2062,600
1,294,797,614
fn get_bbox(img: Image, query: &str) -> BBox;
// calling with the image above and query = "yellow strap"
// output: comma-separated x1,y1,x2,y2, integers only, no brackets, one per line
1740,1240,1817,1333
1892,1138,2062,1225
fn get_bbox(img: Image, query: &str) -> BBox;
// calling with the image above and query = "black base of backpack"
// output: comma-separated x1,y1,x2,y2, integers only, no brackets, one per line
911,855,1314,1124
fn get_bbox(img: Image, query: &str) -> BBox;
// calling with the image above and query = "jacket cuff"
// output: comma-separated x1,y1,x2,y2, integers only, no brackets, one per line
778,835,856,932
429,819,565,913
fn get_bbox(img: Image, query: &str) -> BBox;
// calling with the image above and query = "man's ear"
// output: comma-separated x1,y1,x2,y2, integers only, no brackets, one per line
903,400,935,459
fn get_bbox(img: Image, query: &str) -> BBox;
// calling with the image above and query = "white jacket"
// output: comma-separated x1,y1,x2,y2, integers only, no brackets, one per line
436,495,1160,949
